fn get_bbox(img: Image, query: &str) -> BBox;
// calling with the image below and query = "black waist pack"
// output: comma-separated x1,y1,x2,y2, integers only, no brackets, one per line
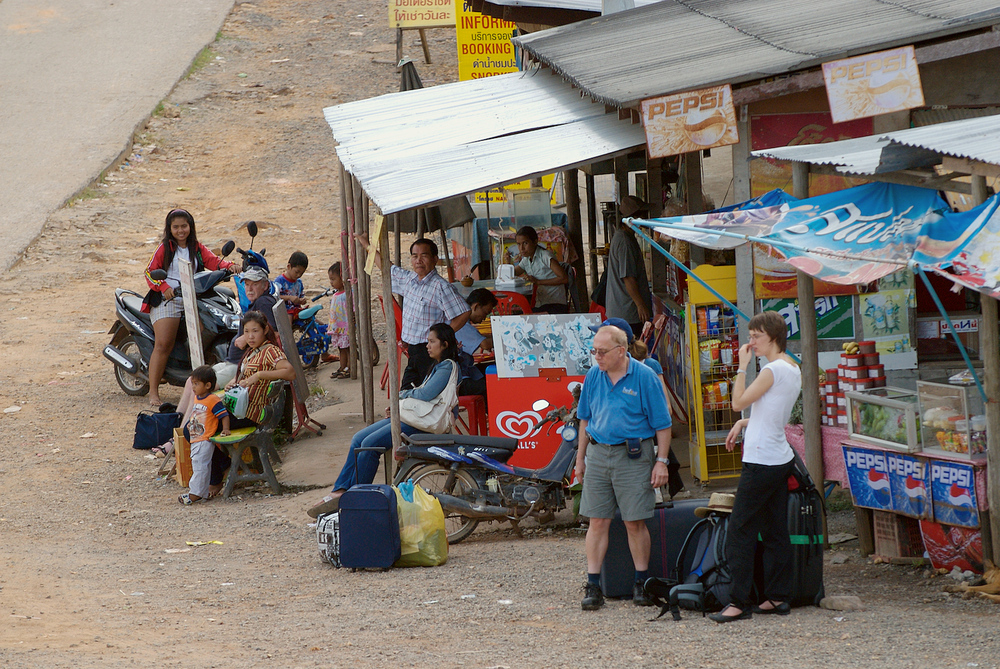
132,410,182,450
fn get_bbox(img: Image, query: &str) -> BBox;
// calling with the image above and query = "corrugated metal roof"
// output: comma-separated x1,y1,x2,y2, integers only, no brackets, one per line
323,70,646,214
480,0,659,11
514,0,1000,107
751,113,1000,173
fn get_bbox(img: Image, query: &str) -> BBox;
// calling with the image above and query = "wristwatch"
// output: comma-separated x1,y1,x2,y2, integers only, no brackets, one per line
656,457,670,465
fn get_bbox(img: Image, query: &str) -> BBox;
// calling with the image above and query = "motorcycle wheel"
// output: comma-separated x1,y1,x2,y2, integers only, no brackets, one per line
294,331,321,369
409,465,481,544
114,333,150,396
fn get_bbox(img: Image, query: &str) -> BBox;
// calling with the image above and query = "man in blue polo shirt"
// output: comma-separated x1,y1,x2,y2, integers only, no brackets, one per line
576,321,672,611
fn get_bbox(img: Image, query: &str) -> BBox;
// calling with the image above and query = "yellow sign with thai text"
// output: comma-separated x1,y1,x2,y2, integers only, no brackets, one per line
389,0,455,28
455,0,517,81
822,46,924,123
640,84,739,158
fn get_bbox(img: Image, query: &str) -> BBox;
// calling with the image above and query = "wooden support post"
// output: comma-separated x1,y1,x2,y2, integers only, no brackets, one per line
682,151,704,214
854,507,876,557
585,172,599,296
382,215,402,484
394,218,402,267
646,157,670,303
438,223,454,282
416,208,426,238
563,169,587,309
418,28,432,64
353,177,375,424
614,156,628,224
395,28,403,70
792,162,824,489
341,167,358,381
972,174,999,563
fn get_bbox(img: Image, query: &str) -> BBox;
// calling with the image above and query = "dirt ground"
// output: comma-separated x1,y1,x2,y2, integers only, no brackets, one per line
0,1,998,667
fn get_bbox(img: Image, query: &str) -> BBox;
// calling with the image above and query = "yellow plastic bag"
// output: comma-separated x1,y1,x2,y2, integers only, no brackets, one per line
394,484,448,567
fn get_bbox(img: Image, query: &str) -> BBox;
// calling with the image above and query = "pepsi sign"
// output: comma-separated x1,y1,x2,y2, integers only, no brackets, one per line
930,461,979,528
885,452,931,519
843,446,893,511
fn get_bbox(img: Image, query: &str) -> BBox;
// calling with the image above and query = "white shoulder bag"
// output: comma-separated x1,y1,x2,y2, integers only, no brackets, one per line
398,360,460,434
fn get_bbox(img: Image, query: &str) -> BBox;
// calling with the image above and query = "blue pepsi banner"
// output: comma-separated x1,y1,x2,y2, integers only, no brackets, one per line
885,451,931,520
930,460,979,528
635,182,965,285
843,446,893,512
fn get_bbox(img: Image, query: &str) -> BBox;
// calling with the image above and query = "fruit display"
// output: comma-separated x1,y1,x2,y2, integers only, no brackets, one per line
846,387,921,451
917,380,988,460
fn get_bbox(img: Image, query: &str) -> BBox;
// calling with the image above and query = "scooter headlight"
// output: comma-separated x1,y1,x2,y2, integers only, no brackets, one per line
223,314,241,330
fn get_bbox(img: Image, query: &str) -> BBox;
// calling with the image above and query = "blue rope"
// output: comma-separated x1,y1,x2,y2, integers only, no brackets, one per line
913,265,987,404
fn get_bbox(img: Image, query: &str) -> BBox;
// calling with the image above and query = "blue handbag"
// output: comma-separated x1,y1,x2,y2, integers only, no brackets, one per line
131,410,182,450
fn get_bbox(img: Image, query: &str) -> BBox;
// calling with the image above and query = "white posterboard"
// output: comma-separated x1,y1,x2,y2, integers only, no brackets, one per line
491,313,601,378
178,260,204,369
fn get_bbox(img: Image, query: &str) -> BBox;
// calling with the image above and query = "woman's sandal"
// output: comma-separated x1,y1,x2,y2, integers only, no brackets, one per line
178,493,203,505
151,439,174,458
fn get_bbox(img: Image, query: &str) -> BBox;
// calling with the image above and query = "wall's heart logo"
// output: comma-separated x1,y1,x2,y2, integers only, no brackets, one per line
494,410,542,439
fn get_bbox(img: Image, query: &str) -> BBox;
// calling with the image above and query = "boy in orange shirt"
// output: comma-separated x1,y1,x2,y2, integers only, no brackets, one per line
179,365,231,505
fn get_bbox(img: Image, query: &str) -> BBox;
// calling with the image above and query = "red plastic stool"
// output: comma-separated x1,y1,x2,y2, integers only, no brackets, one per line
456,395,488,436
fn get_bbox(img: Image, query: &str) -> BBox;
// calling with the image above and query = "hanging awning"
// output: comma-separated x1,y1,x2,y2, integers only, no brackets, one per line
323,70,646,214
752,113,1000,176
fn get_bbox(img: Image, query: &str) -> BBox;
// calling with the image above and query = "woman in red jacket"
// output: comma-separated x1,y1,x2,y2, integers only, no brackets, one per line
142,208,234,407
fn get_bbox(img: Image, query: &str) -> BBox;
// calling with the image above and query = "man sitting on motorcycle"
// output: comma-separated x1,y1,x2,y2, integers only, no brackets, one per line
153,267,279,459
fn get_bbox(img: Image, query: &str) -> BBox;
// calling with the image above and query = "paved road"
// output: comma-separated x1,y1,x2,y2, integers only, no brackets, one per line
0,0,235,273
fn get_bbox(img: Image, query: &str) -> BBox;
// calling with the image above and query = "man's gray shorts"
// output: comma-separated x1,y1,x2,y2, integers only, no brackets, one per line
579,439,655,522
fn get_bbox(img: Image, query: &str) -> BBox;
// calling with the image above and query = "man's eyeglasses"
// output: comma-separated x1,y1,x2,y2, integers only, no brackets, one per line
591,345,623,357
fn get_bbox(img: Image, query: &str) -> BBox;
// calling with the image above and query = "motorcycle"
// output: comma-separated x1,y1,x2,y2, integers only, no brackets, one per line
392,389,580,544
103,240,240,396
232,220,269,310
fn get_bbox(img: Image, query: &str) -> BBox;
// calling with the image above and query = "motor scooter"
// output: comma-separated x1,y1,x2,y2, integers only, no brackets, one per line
103,240,240,396
392,390,580,544
292,289,333,368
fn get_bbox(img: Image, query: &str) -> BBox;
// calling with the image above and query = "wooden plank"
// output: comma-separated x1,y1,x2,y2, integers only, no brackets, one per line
808,163,974,194
342,168,359,381
382,215,402,484
942,155,1000,180
353,177,375,424
585,171,599,295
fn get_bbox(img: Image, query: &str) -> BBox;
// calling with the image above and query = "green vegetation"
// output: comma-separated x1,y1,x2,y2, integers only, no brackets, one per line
826,487,854,513
186,45,215,78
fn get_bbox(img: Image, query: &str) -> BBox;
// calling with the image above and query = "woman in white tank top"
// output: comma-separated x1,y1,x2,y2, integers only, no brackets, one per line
709,311,801,624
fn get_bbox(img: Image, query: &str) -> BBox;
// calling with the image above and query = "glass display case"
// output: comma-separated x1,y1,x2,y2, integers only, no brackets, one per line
846,387,922,452
917,380,987,461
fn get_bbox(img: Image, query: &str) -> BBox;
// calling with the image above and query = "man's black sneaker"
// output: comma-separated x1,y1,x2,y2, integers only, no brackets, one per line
581,583,605,611
632,581,654,607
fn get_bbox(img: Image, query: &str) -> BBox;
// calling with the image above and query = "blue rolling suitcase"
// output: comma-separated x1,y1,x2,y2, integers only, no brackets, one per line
338,484,401,569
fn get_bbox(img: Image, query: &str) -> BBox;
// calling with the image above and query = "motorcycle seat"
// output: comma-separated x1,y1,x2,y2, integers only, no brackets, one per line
121,292,147,319
405,432,518,452
298,305,322,320
403,443,515,464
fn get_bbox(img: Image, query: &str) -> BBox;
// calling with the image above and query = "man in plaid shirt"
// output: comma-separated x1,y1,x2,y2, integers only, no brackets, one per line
359,236,470,389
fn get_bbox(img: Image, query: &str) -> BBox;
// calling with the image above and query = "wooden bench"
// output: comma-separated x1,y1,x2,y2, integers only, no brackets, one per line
210,381,286,498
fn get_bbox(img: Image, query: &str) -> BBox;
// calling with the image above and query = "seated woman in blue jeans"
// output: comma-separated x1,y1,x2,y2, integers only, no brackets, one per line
307,322,460,518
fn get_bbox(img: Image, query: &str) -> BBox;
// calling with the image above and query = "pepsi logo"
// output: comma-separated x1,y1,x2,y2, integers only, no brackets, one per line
903,475,925,499
867,469,890,493
948,483,974,508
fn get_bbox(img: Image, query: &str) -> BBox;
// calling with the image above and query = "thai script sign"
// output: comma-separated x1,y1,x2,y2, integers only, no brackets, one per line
640,84,739,158
389,0,455,28
455,0,517,81
822,46,925,123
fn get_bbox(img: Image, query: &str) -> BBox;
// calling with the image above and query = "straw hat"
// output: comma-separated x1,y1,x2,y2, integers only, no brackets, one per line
694,493,736,518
